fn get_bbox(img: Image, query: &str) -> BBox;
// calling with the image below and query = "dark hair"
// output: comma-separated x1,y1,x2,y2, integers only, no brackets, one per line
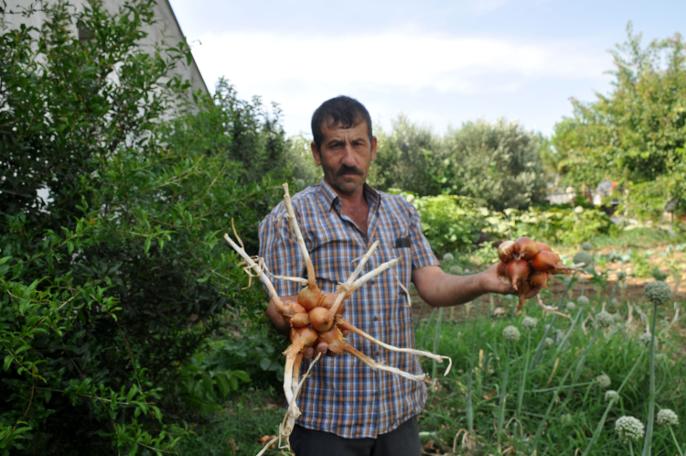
311,96,373,149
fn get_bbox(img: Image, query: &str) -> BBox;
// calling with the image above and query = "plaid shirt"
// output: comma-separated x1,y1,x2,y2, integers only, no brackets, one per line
258,180,438,439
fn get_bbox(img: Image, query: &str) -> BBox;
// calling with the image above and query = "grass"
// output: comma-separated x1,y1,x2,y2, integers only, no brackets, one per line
414,292,686,455
177,386,284,456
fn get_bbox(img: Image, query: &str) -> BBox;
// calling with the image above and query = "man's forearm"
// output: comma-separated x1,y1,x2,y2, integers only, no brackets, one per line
413,264,512,308
417,272,488,307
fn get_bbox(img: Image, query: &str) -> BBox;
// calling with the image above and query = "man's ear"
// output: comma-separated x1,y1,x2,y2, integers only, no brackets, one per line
311,142,322,166
370,136,378,162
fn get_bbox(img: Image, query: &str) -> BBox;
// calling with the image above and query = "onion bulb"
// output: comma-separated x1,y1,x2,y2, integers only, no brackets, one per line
309,306,334,332
530,250,561,273
494,238,572,314
297,285,323,311
516,236,541,260
528,271,549,289
290,312,310,328
497,240,517,263
506,259,530,291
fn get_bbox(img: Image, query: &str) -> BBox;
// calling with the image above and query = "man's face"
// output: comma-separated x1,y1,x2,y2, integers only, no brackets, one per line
311,120,377,197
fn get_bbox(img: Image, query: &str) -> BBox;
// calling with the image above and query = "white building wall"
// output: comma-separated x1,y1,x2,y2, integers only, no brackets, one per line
3,0,209,98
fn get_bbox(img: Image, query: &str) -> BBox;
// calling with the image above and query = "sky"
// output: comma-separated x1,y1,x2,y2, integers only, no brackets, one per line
167,0,686,138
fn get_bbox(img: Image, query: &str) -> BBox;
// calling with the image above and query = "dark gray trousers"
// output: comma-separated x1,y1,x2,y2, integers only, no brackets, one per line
289,416,421,456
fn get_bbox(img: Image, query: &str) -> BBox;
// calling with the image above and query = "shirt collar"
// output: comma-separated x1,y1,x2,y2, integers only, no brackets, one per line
317,179,381,212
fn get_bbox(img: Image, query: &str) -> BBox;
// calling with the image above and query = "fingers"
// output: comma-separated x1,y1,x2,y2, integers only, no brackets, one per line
485,264,516,295
302,341,330,360
497,273,518,295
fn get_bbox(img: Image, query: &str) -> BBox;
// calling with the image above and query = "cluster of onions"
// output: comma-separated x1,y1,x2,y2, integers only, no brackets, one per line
496,237,572,312
224,184,450,455
284,286,340,356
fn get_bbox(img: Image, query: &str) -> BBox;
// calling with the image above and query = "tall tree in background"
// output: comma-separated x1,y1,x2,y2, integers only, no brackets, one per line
442,119,547,210
371,116,547,210
371,115,445,195
552,24,686,217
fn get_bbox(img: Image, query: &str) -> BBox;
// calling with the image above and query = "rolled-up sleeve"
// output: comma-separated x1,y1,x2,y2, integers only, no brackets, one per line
258,203,304,297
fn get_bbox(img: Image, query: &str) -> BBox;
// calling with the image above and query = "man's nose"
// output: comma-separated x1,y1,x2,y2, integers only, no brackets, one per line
341,143,357,166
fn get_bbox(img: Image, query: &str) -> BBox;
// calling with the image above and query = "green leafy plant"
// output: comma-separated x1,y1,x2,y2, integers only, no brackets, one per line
0,1,289,452
442,119,548,210
551,24,686,221
410,194,488,255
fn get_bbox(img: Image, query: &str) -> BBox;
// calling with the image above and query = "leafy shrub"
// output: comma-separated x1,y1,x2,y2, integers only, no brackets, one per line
286,135,323,188
372,116,445,195
551,26,686,219
175,311,284,415
371,117,549,211
629,250,653,278
409,194,489,255
504,206,617,245
442,119,548,210
0,1,289,453
406,192,616,256
621,179,672,221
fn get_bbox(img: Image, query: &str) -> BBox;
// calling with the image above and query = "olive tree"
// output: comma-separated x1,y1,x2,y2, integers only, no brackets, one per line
371,115,445,195
442,119,548,210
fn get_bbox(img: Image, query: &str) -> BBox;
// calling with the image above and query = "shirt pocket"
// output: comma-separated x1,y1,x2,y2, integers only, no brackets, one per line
364,231,408,334
377,225,413,288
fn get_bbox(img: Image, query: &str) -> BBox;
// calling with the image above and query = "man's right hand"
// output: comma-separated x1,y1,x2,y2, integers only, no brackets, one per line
266,297,292,334
303,342,329,359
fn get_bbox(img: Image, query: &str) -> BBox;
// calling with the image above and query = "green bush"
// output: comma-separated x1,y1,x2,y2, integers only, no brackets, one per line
621,179,671,221
407,191,616,256
551,26,686,219
174,312,284,415
409,194,489,255
286,135,323,188
442,120,548,210
502,206,617,245
371,117,549,211
372,116,445,195
1,1,288,453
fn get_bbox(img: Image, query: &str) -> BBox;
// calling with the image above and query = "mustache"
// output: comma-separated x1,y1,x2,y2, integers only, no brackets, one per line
336,165,363,177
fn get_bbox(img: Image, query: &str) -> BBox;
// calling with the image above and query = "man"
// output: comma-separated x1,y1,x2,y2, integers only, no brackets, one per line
259,96,529,455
